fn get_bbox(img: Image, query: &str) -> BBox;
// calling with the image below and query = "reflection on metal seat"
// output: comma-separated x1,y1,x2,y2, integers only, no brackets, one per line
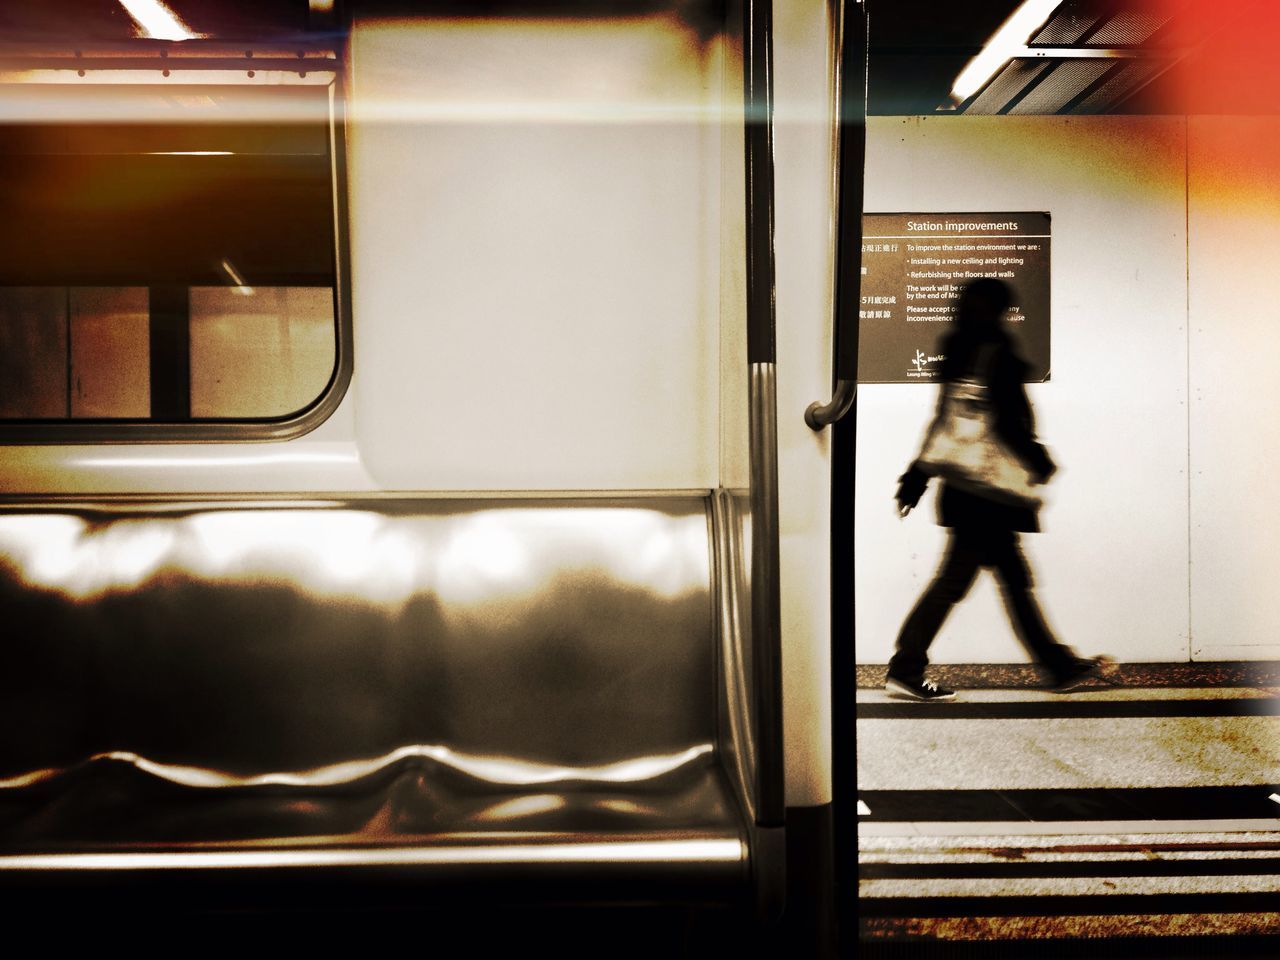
0,497,766,905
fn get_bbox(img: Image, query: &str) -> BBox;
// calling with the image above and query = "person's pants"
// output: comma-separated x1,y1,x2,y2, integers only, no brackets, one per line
888,526,1077,684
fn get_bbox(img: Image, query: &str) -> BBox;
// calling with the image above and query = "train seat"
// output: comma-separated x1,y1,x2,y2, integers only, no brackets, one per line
0,496,766,906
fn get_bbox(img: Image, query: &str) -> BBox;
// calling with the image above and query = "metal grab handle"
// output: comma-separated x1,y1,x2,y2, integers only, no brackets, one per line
805,0,867,433
804,378,856,430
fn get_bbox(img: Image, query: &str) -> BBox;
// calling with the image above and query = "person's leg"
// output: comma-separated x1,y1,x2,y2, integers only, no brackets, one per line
988,533,1077,679
888,530,982,684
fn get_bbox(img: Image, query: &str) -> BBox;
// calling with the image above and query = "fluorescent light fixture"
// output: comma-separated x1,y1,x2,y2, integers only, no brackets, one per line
951,0,1061,102
117,0,199,41
220,257,254,295
146,151,234,156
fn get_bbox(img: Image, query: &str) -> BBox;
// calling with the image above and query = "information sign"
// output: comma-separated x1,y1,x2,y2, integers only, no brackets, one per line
857,212,1051,383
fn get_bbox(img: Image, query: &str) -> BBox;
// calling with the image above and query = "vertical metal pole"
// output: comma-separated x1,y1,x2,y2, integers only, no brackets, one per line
832,0,867,388
743,0,785,829
830,0,868,947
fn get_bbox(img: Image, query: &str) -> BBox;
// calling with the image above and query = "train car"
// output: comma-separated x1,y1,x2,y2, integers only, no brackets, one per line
0,0,843,954
5,2,1280,957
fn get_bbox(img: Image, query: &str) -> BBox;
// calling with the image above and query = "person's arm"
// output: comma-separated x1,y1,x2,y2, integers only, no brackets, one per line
897,380,948,514
990,353,1056,481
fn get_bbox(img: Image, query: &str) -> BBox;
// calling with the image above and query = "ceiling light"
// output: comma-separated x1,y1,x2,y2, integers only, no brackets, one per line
220,258,254,295
951,0,1061,102
117,0,199,41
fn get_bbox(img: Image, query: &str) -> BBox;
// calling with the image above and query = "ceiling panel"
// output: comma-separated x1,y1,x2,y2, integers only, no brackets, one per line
1007,58,1114,114
1030,4,1103,45
1085,8,1171,45
965,59,1053,115
868,0,1280,116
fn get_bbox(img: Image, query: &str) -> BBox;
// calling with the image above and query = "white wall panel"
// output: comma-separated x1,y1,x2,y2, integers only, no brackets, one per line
1188,117,1280,661
773,0,836,805
856,117,1190,665
347,16,721,491
718,30,749,494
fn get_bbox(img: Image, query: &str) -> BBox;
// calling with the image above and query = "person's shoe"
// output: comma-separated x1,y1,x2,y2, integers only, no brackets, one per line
885,675,957,702
1050,656,1105,693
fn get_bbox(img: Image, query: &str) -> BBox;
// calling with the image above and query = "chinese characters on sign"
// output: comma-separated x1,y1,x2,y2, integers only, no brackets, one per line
857,213,1051,383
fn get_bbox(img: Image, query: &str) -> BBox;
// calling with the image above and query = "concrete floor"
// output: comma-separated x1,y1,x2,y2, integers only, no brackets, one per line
859,688,1280,791
856,683,1280,943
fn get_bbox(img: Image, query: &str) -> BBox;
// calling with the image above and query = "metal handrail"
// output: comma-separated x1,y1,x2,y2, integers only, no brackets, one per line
742,0,785,831
805,0,867,432
804,379,856,430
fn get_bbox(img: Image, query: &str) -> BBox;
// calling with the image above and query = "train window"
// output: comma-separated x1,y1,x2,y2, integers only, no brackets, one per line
0,286,151,419
0,70,348,441
189,286,334,418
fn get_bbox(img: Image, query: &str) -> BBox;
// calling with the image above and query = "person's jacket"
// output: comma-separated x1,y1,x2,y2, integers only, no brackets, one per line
896,332,1055,533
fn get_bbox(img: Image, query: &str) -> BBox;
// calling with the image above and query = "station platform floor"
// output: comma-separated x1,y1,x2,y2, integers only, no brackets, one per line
855,662,1280,952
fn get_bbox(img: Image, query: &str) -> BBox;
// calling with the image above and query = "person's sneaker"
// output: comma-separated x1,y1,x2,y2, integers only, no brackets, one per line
885,676,957,702
1050,656,1105,693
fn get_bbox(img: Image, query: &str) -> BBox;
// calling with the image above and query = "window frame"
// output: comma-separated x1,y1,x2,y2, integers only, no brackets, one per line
0,42,353,444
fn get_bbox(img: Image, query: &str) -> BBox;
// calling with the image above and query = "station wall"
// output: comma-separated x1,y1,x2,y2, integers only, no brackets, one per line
1187,117,1280,662
856,114,1280,665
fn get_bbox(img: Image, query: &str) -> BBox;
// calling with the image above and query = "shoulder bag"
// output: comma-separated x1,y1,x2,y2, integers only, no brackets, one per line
915,346,1044,508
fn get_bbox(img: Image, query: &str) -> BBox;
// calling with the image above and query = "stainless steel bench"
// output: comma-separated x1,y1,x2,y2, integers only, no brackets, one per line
0,495,778,909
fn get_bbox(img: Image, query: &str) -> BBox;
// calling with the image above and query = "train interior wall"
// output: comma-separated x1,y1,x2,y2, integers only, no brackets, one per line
348,14,723,492
348,7,835,806
0,6,837,811
773,2,837,807
855,114,1280,665
0,12,729,496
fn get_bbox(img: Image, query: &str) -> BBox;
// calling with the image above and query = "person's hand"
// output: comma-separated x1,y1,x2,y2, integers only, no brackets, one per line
895,464,928,515
1030,446,1057,485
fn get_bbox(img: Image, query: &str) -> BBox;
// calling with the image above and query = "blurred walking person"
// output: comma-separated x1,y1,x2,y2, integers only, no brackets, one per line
886,278,1102,702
